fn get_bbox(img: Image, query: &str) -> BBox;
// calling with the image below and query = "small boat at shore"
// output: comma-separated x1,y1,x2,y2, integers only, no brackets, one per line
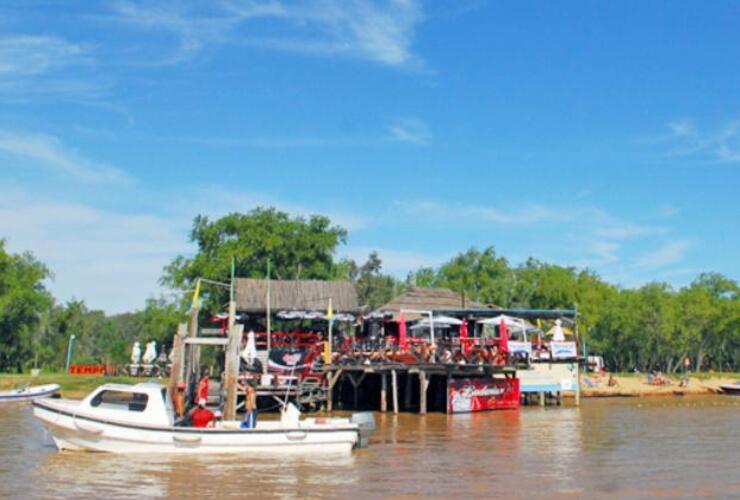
0,384,60,402
33,382,374,454
719,381,740,395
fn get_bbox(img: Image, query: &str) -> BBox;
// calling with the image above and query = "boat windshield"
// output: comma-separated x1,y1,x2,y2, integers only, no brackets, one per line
90,390,149,412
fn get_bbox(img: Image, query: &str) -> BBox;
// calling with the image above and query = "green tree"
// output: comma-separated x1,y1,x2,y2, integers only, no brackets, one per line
162,208,348,310
0,241,52,372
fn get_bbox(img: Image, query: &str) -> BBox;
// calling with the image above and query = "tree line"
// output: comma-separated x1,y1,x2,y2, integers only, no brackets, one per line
1,207,737,373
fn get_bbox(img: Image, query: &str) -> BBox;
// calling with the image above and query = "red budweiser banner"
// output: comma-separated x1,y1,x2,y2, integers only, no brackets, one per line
448,377,520,413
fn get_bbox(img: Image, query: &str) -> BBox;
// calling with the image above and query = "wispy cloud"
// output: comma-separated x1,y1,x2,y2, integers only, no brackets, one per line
0,131,134,185
0,189,191,313
110,0,425,67
594,222,668,240
387,117,431,145
341,246,445,274
658,118,740,164
0,35,88,77
636,240,690,268
395,200,571,225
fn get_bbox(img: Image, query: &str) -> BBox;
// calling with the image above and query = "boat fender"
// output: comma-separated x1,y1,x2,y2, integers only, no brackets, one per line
350,412,376,448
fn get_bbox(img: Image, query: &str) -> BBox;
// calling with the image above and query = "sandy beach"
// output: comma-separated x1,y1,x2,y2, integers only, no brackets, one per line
581,373,739,397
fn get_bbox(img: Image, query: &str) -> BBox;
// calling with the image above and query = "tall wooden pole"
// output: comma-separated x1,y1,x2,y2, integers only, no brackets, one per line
266,259,271,371
224,318,242,420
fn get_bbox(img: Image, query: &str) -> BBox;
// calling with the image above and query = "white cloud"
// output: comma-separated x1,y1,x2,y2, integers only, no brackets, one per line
594,223,668,240
667,118,696,137
660,118,740,164
0,36,88,77
636,240,690,268
0,191,192,313
111,0,424,67
387,117,431,145
340,246,444,274
395,200,571,225
0,131,134,185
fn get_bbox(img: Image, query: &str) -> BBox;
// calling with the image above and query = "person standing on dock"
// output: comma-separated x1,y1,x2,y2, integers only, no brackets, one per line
239,379,258,429
173,381,186,424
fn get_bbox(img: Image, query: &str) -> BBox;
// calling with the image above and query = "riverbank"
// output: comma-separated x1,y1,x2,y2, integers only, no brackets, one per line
0,373,142,399
581,372,739,397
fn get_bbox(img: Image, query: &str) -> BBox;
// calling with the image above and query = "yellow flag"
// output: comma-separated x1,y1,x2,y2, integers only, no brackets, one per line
326,298,334,320
191,279,201,311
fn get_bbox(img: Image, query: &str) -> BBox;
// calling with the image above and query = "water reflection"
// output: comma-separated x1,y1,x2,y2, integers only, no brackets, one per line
1,397,738,498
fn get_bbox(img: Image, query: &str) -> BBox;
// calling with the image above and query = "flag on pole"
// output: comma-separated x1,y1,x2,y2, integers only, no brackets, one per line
191,278,201,311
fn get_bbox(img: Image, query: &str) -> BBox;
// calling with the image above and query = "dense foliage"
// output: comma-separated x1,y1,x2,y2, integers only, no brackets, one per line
162,208,347,310
408,247,739,372
1,210,737,373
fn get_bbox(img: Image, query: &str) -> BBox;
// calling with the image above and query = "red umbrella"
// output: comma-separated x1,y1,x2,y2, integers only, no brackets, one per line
460,319,470,355
397,312,408,350
498,319,509,354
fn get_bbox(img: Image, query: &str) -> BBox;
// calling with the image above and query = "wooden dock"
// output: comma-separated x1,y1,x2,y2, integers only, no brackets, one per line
323,363,517,414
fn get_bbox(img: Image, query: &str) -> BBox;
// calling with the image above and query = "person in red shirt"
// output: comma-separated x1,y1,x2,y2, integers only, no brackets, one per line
196,369,209,404
189,398,214,428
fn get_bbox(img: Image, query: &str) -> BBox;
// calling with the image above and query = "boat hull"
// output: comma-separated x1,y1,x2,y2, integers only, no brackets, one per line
0,384,60,402
33,400,359,454
719,384,740,395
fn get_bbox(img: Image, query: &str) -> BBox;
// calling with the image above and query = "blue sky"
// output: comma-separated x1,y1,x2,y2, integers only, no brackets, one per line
0,1,738,313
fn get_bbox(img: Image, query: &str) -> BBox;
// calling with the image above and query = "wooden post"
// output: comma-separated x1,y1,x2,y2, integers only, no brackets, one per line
326,369,342,413
575,363,581,406
539,391,545,407
391,369,398,414
169,325,186,394
380,373,388,413
223,304,242,420
404,372,412,409
419,370,428,415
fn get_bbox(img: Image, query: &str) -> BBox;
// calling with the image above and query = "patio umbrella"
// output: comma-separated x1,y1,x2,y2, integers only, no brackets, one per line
499,320,509,354
398,312,408,349
460,319,470,355
551,319,565,342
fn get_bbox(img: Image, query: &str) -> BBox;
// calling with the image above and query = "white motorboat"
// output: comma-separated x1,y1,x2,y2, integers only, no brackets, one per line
719,381,740,395
0,384,60,402
33,382,374,454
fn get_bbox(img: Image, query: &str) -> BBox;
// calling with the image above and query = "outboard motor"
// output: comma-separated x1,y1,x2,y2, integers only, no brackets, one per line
350,412,376,449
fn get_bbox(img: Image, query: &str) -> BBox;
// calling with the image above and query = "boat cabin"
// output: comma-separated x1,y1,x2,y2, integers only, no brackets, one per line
81,383,174,426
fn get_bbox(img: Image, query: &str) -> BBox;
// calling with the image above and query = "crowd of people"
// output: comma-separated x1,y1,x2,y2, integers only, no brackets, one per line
331,341,520,368
170,369,259,429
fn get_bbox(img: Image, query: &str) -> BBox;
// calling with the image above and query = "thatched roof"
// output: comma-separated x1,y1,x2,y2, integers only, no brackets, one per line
376,287,484,320
235,278,359,312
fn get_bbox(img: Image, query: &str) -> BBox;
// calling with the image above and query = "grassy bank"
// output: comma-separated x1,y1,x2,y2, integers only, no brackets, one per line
582,372,739,397
0,373,145,399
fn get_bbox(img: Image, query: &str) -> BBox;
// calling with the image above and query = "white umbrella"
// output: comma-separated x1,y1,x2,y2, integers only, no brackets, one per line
277,310,305,320
303,311,325,320
332,313,356,322
142,341,157,364
550,319,566,342
131,341,141,364
410,315,463,330
241,330,258,364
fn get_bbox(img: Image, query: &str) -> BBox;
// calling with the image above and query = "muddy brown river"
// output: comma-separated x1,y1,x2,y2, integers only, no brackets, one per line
0,396,738,498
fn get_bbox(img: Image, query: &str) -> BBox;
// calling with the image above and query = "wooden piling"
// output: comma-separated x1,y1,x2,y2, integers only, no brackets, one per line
539,391,545,406
223,321,243,420
419,370,428,415
391,369,398,414
380,373,388,413
326,368,343,413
